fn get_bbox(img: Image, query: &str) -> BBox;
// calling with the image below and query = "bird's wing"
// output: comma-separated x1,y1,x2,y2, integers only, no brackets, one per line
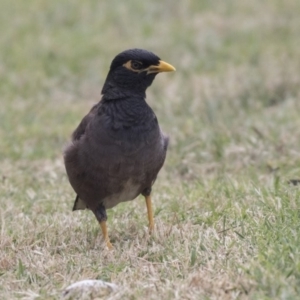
70,103,99,210
71,104,99,141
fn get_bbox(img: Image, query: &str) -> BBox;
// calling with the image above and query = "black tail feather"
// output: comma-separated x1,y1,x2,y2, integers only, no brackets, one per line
72,195,87,211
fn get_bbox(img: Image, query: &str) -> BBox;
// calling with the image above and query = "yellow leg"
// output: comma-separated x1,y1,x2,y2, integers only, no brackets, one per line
145,195,154,233
100,221,113,249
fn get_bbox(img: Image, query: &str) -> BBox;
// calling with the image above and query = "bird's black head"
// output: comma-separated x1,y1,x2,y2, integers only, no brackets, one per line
102,49,175,99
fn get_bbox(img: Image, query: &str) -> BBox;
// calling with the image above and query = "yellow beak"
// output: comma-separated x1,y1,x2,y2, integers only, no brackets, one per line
147,60,176,74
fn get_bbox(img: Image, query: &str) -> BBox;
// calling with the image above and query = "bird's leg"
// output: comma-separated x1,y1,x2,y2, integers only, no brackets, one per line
94,205,113,249
145,195,154,233
143,188,155,233
100,221,113,249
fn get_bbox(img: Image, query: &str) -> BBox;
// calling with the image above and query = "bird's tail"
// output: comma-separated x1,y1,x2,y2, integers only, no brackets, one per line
72,195,87,211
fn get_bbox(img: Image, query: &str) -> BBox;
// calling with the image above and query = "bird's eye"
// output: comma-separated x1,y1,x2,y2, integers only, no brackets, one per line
131,61,142,70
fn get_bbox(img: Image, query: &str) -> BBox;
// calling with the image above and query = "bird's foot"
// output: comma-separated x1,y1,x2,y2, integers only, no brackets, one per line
98,218,113,250
105,239,113,250
148,222,154,234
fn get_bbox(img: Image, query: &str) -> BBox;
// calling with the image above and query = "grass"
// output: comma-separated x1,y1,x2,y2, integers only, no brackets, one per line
1,0,300,299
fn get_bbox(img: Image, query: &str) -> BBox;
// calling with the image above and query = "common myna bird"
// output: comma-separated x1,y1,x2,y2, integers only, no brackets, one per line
64,49,175,249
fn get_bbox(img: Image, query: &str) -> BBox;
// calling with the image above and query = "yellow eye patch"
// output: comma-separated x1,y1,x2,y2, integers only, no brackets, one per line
123,60,144,72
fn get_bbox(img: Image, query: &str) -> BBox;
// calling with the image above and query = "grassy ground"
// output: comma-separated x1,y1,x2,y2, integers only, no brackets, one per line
1,0,300,299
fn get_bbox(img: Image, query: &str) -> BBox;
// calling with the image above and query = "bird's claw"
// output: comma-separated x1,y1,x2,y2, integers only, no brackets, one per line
106,239,113,250
148,223,154,234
